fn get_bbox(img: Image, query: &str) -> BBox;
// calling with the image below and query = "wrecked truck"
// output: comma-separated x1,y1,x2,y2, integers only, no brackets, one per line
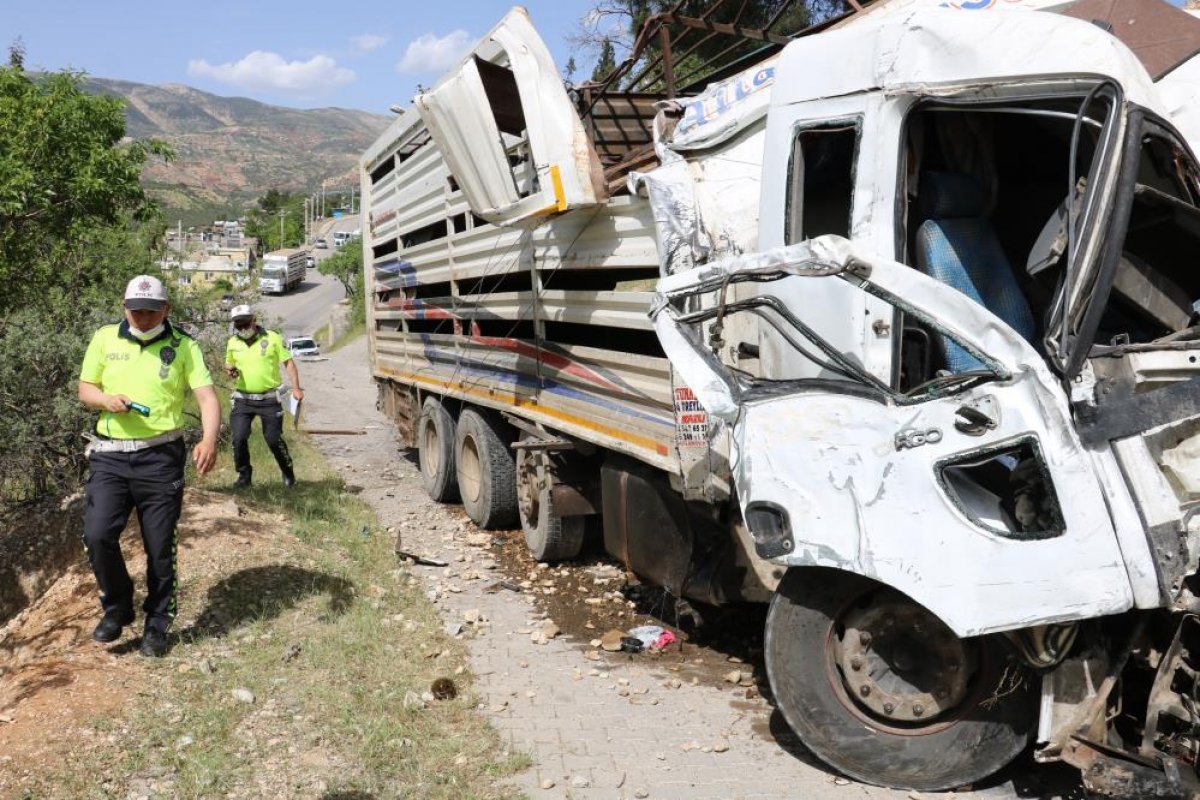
361,2,1200,794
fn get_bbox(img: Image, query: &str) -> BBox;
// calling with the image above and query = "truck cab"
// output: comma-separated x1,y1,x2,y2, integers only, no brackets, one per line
649,9,1200,792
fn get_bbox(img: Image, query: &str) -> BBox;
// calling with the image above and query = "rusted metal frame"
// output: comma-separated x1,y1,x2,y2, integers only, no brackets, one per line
581,84,597,146
663,34,771,93
1140,615,1200,760
585,0,777,114
628,24,752,94
625,11,674,81
623,21,671,95
585,0,856,114
604,142,659,177
660,27,676,97
656,13,793,45
634,28,722,93
583,51,642,118
656,0,850,92
623,4,780,96
1059,616,1149,770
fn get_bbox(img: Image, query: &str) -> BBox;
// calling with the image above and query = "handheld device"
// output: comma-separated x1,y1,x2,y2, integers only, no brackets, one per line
127,401,151,417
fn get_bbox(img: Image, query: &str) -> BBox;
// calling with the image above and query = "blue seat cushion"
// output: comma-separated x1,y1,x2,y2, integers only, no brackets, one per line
915,184,1038,373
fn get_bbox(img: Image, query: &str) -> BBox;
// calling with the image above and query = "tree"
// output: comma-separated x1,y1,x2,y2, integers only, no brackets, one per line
9,39,25,70
591,40,618,82
316,237,364,325
0,62,171,504
244,188,305,252
0,64,171,313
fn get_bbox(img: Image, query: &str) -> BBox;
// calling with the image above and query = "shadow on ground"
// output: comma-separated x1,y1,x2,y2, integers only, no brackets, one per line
177,565,354,641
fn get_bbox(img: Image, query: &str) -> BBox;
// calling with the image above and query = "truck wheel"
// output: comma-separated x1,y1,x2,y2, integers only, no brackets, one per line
765,568,1034,791
516,447,584,561
454,409,517,529
417,397,458,503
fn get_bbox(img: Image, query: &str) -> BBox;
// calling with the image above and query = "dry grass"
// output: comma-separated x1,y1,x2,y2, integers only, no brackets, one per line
33,423,527,799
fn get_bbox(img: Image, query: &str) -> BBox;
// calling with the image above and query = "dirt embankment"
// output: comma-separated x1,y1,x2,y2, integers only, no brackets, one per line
0,497,87,628
0,492,286,787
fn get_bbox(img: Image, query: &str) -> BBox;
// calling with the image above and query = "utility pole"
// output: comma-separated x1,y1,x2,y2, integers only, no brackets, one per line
303,198,309,244
321,181,326,219
350,186,355,215
278,208,286,249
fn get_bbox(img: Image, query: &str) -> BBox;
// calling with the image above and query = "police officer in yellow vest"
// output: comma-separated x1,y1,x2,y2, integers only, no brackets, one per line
78,275,220,657
224,305,303,488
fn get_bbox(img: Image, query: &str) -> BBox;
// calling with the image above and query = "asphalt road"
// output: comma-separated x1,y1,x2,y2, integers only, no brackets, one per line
257,214,358,339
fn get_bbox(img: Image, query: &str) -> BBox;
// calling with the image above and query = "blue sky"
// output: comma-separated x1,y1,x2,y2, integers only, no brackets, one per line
3,1,608,115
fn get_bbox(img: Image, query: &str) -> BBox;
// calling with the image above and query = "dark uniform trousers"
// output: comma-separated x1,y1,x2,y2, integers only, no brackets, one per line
230,397,294,482
82,439,185,633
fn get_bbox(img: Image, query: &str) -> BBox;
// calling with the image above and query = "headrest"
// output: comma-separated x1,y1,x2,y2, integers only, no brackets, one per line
919,172,988,220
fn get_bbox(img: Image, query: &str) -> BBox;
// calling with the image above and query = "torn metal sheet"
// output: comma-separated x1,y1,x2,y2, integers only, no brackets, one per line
654,236,1135,637
414,7,605,227
670,56,778,152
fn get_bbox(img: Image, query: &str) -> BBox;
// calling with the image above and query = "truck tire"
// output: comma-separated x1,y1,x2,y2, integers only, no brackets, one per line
765,568,1034,791
454,409,518,529
417,397,458,503
516,448,584,561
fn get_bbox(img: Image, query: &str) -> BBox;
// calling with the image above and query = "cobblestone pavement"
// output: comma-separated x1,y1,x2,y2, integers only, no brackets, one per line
298,338,1082,800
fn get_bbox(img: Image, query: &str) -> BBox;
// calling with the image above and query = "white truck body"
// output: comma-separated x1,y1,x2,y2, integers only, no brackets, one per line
364,4,1200,793
259,248,306,295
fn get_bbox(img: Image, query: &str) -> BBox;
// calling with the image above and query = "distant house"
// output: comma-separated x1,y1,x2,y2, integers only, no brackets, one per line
163,243,255,288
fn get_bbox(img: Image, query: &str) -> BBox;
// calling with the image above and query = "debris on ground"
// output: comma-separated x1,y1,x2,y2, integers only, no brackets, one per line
430,677,457,700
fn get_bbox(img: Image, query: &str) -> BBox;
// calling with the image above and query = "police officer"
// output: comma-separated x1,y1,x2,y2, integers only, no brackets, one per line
78,275,219,657
224,305,302,488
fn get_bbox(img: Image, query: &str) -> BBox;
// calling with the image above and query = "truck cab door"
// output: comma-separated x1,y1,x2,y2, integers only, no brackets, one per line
652,235,1134,637
414,8,606,227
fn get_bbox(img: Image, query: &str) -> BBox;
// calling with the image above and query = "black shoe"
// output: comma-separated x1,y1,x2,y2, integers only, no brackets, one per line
281,471,295,488
92,611,134,643
234,474,252,488
140,628,169,657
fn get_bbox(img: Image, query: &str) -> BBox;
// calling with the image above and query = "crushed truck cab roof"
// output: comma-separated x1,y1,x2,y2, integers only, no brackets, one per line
773,10,1162,115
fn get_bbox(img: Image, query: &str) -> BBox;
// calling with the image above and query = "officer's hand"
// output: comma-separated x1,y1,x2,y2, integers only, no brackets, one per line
292,388,305,402
104,394,133,413
192,439,217,475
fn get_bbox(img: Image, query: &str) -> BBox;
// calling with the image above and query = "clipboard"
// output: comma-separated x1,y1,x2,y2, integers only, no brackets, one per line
288,393,303,429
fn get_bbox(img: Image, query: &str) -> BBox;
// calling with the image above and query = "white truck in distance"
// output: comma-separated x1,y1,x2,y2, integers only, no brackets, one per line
362,3,1200,794
259,248,306,295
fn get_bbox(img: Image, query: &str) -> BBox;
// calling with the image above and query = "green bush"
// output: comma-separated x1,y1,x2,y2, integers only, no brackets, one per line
0,61,172,505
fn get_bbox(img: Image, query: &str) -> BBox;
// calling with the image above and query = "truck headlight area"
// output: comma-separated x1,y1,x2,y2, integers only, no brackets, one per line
745,501,794,558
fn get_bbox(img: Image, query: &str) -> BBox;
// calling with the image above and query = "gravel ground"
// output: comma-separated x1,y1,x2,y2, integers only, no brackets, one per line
297,337,1086,800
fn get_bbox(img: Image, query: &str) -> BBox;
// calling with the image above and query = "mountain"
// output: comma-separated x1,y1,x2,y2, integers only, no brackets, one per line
80,77,392,222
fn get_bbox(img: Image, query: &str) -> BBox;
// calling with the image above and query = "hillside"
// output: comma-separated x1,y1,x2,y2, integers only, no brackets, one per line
81,77,391,222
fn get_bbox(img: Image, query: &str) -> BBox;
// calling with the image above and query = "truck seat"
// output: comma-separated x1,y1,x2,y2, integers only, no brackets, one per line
914,171,1037,372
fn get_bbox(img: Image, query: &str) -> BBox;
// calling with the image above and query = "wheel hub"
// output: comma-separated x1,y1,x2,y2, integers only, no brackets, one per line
422,419,440,476
459,435,481,502
836,600,969,723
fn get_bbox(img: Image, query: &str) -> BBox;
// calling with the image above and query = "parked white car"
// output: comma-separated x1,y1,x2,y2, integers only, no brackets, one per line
286,336,320,357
